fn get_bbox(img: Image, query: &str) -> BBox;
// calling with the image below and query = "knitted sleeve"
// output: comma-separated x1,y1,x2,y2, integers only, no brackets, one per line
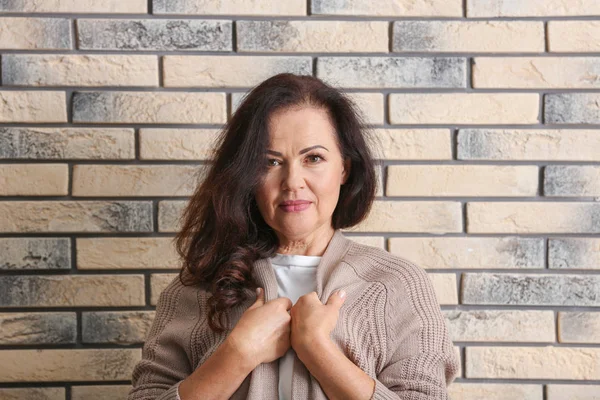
128,279,192,400
370,258,460,400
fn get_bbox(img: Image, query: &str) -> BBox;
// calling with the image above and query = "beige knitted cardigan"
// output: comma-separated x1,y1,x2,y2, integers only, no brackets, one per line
128,229,459,399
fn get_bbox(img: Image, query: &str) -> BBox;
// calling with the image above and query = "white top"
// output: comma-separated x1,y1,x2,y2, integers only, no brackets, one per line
270,252,322,400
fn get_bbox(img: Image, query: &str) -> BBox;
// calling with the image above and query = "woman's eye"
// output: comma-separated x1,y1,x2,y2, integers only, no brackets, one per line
307,154,323,163
267,159,280,166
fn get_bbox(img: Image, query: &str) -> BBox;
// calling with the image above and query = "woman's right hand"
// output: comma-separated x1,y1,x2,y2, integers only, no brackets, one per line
226,288,292,368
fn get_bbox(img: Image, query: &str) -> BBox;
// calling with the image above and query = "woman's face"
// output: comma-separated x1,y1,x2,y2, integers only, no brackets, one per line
254,105,350,242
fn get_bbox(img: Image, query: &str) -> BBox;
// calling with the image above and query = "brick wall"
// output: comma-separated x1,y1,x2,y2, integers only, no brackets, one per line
1,1,599,399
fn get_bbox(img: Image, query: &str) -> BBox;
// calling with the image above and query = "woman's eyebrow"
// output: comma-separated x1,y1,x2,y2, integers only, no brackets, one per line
266,145,329,156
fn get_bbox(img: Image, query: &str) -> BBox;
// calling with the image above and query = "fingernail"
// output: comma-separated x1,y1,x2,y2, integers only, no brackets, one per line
256,288,261,295
339,290,346,299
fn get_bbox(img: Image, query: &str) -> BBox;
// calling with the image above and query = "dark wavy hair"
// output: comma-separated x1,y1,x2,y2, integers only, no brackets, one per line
174,73,379,333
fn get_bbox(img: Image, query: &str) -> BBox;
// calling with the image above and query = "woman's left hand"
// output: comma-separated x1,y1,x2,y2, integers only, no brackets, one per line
289,289,347,356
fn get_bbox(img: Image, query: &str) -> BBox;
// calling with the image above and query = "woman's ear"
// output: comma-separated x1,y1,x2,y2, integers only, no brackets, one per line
341,158,351,185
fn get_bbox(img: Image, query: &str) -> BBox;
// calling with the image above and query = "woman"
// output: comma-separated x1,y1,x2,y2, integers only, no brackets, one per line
128,74,459,400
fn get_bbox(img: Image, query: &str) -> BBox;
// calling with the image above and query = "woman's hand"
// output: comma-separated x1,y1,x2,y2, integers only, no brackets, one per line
289,290,346,356
226,288,292,368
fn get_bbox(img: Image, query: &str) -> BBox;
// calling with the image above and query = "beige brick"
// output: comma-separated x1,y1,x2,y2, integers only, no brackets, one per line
0,349,140,381
0,275,145,307
454,346,462,378
389,94,539,124
389,237,544,269
72,385,132,400
559,312,600,344
370,129,452,160
466,346,600,379
448,383,542,400
550,238,600,269
387,165,538,197
345,201,462,233
0,18,71,49
549,22,600,52
158,200,187,232
0,388,65,400
312,0,462,16
467,202,600,233
445,310,555,342
140,129,219,160
545,166,600,197
467,0,600,16
0,164,68,196
393,21,544,52
0,91,67,123
547,384,600,400
77,238,179,269
238,21,388,52
458,129,600,161
374,164,384,197
428,273,457,305
151,273,178,305
473,57,600,89
154,0,305,15
73,92,226,124
0,0,146,13
2,55,158,87
0,127,135,160
346,236,385,249
0,312,76,344
163,56,311,87
72,165,204,197
0,201,152,233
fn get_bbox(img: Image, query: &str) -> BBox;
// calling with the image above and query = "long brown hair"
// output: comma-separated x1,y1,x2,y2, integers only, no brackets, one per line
174,73,378,333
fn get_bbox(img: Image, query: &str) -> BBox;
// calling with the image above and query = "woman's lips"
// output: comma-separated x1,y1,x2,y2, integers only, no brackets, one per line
279,202,311,212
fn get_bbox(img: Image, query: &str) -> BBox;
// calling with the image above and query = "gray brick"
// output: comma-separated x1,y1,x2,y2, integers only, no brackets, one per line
0,238,70,270
153,0,305,15
0,127,135,160
0,0,147,13
0,312,76,344
545,166,600,196
462,273,600,306
317,57,466,88
82,311,154,344
549,238,600,269
158,200,186,232
545,94,600,124
77,19,232,51
0,388,65,400
311,0,461,16
558,312,600,343
0,17,71,50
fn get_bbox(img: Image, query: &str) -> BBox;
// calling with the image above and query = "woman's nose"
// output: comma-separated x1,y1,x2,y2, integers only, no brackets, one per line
282,163,305,191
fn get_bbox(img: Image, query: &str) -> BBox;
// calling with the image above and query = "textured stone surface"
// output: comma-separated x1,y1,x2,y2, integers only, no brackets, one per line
549,22,600,52
462,273,600,306
445,310,555,342
140,129,219,160
389,94,539,124
0,388,65,400
427,273,458,305
78,19,231,51
72,165,204,197
158,200,187,232
0,312,76,344
387,165,538,196
163,56,311,87
0,164,68,196
0,238,70,270
545,94,600,124
458,129,600,161
467,202,600,234
547,384,600,400
345,236,385,249
312,0,461,16
0,201,153,233
467,0,600,16
558,312,600,344
370,129,452,160
153,0,305,15
466,347,600,379
72,91,226,124
0,91,67,123
238,21,387,52
549,238,600,269
317,57,466,88
0,275,145,307
0,127,135,160
77,238,180,269
150,273,178,305
389,237,544,269
347,201,462,233
2,55,158,87
82,311,155,344
71,385,132,400
0,0,146,13
545,166,600,196
393,21,544,52
0,349,141,381
0,17,71,49
448,383,542,400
